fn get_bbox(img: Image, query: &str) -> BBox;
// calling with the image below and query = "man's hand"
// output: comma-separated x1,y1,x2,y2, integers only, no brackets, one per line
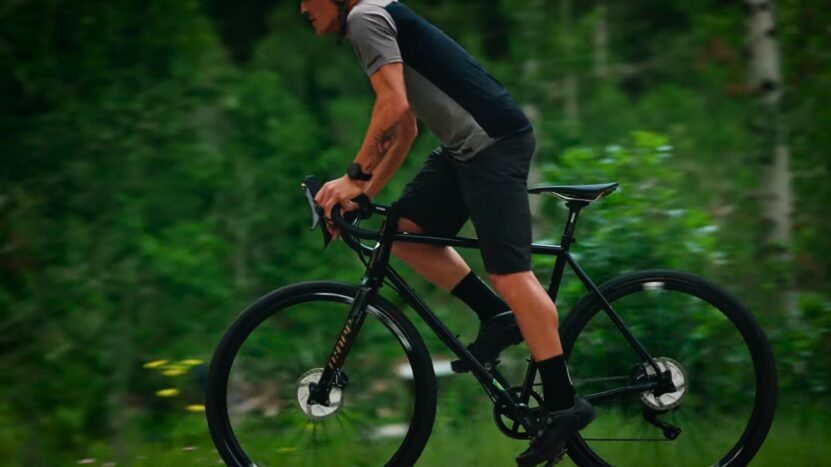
314,175,365,238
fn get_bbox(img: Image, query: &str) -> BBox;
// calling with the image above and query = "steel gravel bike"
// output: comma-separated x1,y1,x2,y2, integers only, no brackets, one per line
206,175,777,466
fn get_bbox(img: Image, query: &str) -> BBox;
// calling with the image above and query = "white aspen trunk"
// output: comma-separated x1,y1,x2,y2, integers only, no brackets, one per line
744,0,797,317
745,0,793,250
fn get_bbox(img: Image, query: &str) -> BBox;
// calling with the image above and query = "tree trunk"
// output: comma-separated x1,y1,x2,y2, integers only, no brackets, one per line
745,0,793,250
744,0,797,315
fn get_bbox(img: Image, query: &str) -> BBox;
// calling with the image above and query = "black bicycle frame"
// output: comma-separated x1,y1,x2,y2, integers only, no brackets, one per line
306,187,669,434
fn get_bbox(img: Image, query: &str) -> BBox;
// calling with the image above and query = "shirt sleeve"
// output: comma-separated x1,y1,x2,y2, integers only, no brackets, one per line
347,6,403,76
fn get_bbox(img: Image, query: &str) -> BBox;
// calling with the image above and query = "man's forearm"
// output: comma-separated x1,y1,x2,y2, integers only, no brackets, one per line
354,96,416,173
353,98,417,198
363,127,416,199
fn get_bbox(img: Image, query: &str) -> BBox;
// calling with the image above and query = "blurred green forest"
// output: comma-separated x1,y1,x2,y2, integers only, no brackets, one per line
1,0,829,465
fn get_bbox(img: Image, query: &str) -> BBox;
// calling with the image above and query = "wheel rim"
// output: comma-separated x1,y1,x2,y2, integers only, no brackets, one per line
564,276,771,467
210,292,421,467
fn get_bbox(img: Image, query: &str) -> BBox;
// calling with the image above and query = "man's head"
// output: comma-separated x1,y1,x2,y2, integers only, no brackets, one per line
300,0,353,36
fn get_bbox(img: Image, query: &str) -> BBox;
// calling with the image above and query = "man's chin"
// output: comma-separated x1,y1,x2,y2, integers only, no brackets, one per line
313,23,340,36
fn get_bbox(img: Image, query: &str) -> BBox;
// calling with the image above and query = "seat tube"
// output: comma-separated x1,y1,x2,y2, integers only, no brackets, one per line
546,201,586,301
521,201,588,399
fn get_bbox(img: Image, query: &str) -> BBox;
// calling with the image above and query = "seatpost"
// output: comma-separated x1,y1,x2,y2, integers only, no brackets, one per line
546,200,587,302
560,200,587,249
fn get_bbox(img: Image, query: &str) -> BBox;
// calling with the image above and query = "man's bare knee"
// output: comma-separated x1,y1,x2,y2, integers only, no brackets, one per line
488,270,530,293
392,217,431,259
397,217,424,234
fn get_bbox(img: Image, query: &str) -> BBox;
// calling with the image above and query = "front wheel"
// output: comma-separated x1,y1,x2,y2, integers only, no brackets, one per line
206,281,437,467
560,270,777,467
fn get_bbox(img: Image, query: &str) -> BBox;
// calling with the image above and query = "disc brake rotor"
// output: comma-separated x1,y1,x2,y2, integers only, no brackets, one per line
296,368,344,420
640,357,688,411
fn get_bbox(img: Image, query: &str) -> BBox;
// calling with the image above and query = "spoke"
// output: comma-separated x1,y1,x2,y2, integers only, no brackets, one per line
212,286,430,467
334,411,361,437
567,277,770,467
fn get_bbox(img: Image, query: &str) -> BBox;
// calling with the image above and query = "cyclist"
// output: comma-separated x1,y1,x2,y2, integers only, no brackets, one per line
302,1,594,464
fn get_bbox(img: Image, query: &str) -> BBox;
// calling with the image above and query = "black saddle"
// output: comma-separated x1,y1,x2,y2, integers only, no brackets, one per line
528,182,619,203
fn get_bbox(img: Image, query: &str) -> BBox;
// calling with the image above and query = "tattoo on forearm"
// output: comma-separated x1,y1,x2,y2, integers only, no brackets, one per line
366,122,399,171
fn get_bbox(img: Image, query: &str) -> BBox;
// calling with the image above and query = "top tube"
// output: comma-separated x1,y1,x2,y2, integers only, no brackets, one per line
330,204,563,256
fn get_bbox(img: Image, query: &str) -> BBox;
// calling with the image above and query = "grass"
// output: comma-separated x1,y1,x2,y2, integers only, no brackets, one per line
36,398,831,466
419,400,831,467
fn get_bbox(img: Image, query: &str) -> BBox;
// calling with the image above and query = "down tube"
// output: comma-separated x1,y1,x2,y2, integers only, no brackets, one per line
383,266,517,402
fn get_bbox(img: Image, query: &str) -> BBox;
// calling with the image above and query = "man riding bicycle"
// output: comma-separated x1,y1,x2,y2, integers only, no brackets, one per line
301,1,594,464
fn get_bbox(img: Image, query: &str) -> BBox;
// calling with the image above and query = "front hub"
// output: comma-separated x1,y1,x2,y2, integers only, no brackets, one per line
297,368,344,420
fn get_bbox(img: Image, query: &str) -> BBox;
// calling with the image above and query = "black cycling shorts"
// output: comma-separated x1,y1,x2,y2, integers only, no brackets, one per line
397,129,536,275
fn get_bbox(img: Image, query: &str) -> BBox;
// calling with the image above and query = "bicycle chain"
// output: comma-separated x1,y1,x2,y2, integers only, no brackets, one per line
542,376,676,443
583,437,674,442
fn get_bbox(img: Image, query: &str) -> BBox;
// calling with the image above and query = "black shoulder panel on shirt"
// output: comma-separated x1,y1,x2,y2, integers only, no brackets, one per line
385,2,530,138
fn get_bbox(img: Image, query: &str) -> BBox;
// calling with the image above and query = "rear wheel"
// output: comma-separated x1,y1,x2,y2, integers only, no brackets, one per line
206,281,437,467
560,270,777,467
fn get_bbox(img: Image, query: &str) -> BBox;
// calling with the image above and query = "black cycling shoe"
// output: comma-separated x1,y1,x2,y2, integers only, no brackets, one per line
450,311,524,373
515,395,595,467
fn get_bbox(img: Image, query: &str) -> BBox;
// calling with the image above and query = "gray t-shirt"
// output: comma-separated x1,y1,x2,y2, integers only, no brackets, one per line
346,0,530,160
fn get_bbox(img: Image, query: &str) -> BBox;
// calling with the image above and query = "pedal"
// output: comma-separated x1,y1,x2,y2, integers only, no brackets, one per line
484,359,501,371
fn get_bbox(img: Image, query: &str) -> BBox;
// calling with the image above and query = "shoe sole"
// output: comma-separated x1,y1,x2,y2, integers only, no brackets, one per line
516,402,595,467
543,447,567,466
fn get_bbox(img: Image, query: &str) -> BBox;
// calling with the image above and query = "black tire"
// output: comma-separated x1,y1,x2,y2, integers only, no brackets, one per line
560,270,777,467
206,281,437,467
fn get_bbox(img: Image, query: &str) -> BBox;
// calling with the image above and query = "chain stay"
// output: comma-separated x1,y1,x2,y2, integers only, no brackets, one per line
583,437,675,442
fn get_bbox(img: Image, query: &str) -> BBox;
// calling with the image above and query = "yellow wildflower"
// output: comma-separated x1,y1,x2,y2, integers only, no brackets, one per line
180,359,203,366
162,368,187,377
155,388,180,398
185,404,205,413
143,360,168,369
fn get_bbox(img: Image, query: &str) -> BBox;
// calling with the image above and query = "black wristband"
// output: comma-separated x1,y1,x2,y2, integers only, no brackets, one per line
346,163,372,181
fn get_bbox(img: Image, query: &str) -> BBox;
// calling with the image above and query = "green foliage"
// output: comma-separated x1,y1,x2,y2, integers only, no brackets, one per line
778,0,831,295
534,131,720,307
0,0,828,463
774,293,831,402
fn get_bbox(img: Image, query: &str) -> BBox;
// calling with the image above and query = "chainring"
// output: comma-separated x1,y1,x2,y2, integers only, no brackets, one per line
493,386,544,440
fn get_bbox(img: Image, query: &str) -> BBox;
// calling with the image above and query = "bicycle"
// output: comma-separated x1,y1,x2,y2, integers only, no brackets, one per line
205,175,777,467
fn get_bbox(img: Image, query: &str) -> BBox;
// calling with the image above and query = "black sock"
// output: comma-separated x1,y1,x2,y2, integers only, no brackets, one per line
537,354,576,412
451,271,510,323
